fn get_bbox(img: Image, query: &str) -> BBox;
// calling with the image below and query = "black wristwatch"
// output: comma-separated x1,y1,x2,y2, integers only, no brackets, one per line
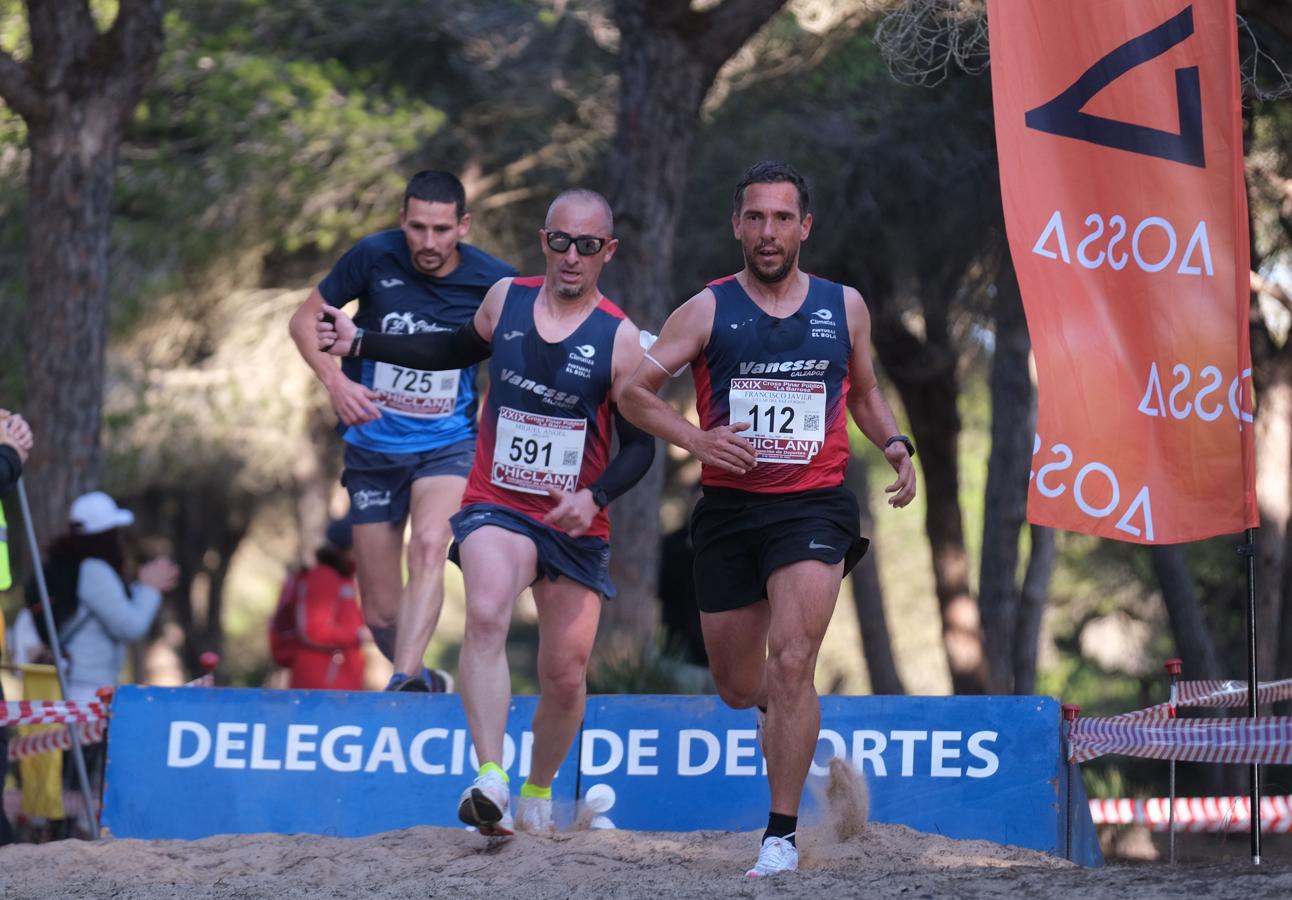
590,485,611,510
884,434,915,458
347,327,365,358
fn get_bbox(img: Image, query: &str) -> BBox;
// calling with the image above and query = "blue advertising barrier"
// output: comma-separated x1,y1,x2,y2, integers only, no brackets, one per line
103,687,1101,866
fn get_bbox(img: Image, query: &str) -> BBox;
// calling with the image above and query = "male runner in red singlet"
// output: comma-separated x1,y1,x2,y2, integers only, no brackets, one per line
316,190,654,837
620,161,917,878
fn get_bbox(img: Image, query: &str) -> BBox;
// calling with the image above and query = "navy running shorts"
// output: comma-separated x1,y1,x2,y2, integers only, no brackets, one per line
689,485,868,613
448,502,616,598
342,439,475,526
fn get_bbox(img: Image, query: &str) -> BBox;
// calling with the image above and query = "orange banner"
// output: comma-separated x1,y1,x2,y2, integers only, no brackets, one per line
989,0,1256,544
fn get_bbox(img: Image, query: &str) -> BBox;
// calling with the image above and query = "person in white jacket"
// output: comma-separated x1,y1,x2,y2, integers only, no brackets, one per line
19,491,178,701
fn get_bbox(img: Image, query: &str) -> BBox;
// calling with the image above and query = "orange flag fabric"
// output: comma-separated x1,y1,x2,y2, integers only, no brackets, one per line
989,0,1256,544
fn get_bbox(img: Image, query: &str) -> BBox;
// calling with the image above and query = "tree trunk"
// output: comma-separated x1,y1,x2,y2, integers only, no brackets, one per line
1149,545,1223,681
0,0,165,541
978,260,1034,693
844,452,905,694
874,311,987,694
600,0,788,662
1014,525,1055,694
20,111,118,541
1253,336,1292,676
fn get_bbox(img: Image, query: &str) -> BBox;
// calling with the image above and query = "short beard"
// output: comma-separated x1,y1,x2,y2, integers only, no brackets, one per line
555,283,583,299
744,246,797,284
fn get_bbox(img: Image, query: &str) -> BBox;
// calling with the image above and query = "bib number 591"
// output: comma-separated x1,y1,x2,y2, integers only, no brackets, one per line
509,436,552,468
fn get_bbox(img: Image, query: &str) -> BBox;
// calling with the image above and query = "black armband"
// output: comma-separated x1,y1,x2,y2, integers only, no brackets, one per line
359,318,492,370
589,410,656,508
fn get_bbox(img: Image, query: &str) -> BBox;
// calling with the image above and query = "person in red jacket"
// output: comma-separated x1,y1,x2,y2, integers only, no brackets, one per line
289,518,367,690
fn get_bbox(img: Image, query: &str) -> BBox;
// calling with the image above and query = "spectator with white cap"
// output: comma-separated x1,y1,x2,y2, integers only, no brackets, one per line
18,490,179,701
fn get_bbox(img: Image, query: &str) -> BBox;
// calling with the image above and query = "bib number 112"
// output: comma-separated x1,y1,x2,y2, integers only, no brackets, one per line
750,404,795,434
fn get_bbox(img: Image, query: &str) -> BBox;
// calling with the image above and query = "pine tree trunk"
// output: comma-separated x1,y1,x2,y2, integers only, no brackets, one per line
979,261,1033,693
599,0,787,663
1150,545,1222,680
20,110,119,541
845,453,905,694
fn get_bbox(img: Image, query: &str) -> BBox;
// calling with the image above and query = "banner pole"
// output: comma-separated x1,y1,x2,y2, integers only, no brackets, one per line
1165,658,1182,864
14,477,100,840
1243,526,1260,865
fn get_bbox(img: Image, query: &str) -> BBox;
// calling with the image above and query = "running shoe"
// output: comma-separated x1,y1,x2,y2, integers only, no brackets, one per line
422,667,455,693
745,835,798,878
385,672,429,692
458,771,513,836
515,795,554,834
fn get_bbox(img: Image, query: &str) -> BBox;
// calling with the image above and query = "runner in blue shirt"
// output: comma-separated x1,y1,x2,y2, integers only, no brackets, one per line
289,171,516,691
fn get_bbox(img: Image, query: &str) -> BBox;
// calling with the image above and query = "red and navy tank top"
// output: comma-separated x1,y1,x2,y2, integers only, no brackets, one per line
462,277,623,539
693,274,852,493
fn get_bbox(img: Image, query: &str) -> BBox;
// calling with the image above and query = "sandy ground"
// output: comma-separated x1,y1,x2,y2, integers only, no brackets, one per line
2,763,1289,898
3,820,1291,900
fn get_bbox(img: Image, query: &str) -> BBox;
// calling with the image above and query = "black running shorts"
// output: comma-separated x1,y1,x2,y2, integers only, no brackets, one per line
689,485,869,613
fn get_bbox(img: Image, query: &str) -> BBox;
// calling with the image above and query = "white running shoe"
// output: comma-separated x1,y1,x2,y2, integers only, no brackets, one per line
745,835,798,878
458,771,513,836
515,795,554,834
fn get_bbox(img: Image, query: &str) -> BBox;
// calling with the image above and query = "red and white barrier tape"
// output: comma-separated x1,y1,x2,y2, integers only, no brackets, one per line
1174,678,1292,709
1069,716,1292,765
0,700,108,728
6,719,106,761
1089,795,1292,832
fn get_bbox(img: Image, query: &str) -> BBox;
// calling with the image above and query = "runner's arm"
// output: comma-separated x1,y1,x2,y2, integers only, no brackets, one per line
317,277,510,367
619,291,755,475
589,318,657,504
290,287,383,425
842,286,916,508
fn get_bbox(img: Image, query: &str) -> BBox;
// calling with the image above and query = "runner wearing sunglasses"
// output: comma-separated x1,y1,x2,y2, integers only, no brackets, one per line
316,189,654,836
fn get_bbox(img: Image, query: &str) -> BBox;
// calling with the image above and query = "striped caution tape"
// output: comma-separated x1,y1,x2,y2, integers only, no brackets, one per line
1174,678,1292,710
1089,795,1292,832
6,719,107,761
1068,716,1292,765
0,700,108,728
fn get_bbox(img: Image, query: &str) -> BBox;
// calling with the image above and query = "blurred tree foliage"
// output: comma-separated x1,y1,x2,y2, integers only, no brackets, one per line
0,2,1286,779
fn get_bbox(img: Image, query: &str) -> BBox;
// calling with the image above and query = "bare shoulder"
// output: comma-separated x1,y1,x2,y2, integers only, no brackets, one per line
475,277,514,338
841,284,871,335
613,314,644,357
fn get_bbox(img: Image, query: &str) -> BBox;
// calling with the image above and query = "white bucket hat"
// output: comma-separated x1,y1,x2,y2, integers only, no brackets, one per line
69,491,135,535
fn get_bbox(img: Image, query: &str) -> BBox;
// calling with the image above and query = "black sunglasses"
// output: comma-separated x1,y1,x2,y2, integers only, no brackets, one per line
545,230,610,256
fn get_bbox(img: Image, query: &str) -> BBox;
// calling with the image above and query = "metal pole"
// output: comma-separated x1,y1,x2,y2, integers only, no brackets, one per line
1165,658,1181,864
1243,526,1260,865
14,478,100,839
1061,704,1080,862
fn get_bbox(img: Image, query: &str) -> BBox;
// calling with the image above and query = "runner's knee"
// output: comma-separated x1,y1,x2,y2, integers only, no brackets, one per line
713,677,760,709
406,526,452,576
766,640,817,690
538,662,587,708
464,600,512,649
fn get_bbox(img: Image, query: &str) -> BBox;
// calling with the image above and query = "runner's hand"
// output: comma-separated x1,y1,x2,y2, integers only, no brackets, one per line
326,377,383,426
317,304,357,356
542,487,599,537
882,444,916,508
691,422,755,475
